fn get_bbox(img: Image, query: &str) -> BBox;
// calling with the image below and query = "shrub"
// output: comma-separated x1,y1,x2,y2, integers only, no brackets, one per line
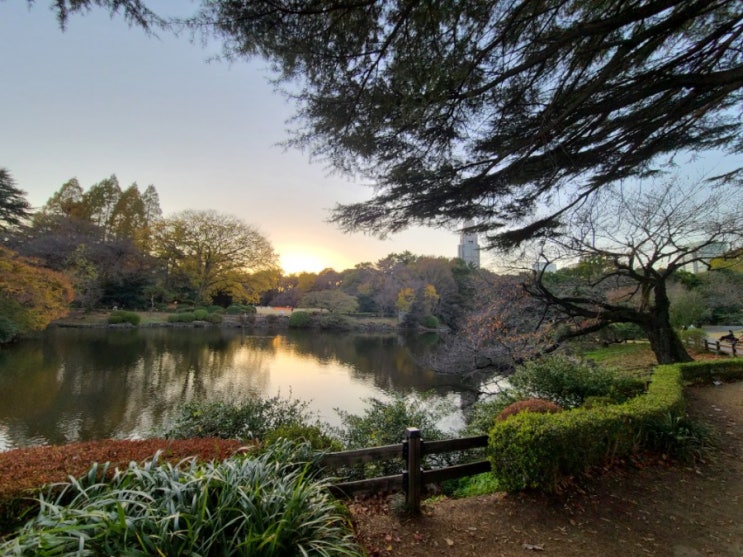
0,316,19,343
509,354,635,408
163,395,315,441
107,310,141,326
489,363,687,493
264,423,342,452
335,394,449,449
167,312,195,323
318,314,353,330
642,412,715,462
0,447,362,556
463,391,523,436
193,308,209,320
334,395,451,477
205,312,223,324
485,359,743,493
679,328,708,350
605,322,644,342
288,311,313,328
421,314,440,329
497,398,562,422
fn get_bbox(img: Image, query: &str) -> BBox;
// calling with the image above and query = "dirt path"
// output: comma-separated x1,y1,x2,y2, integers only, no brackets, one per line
351,382,743,557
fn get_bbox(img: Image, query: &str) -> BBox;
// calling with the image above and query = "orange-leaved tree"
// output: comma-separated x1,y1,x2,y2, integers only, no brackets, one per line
0,247,74,341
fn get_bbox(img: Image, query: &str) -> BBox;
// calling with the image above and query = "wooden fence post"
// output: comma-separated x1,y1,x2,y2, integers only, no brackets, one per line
405,427,422,514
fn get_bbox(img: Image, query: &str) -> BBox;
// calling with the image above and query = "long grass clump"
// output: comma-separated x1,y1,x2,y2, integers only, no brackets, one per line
0,443,362,556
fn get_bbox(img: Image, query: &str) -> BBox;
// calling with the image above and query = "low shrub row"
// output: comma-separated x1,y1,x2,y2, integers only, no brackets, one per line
167,311,223,324
287,311,353,330
488,358,743,492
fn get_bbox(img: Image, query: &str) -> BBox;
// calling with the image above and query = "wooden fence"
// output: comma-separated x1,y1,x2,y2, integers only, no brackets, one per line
703,339,740,357
319,427,490,513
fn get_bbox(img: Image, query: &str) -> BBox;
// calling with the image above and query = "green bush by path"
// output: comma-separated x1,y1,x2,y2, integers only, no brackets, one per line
488,359,743,493
0,444,362,556
509,354,645,408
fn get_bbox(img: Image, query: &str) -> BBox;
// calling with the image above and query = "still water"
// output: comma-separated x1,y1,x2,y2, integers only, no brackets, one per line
0,327,483,451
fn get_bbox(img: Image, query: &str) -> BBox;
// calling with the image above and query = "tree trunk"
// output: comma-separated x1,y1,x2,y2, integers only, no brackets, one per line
645,287,693,364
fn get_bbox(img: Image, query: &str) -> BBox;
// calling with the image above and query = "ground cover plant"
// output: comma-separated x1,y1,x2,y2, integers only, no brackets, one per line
0,442,363,556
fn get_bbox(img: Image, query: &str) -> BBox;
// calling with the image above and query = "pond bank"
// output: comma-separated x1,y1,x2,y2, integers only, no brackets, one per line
49,311,407,334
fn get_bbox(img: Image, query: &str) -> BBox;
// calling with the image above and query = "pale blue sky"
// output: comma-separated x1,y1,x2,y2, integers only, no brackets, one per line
2,2,740,273
0,1,461,273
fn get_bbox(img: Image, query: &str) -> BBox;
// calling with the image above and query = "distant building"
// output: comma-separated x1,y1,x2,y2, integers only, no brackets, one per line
457,221,480,268
681,241,728,273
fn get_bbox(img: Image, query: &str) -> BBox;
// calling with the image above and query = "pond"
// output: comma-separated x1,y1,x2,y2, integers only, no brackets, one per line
0,327,489,451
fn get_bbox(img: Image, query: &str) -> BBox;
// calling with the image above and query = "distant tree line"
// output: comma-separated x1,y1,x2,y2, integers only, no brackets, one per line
0,168,492,343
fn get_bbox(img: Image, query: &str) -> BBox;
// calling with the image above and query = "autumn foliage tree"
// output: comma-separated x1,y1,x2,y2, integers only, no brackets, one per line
0,247,74,342
429,274,555,374
151,210,278,305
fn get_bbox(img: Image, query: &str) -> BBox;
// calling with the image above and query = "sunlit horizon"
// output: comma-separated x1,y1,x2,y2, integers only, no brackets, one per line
278,244,355,275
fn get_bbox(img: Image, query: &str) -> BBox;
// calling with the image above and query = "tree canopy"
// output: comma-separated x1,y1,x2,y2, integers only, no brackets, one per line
151,210,278,304
0,246,74,341
0,168,32,230
191,0,743,247
40,0,162,30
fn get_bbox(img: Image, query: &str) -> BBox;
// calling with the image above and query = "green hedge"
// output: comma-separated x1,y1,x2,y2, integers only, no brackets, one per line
488,359,743,493
679,358,743,383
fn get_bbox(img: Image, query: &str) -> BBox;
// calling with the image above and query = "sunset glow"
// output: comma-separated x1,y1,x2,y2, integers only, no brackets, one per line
279,245,351,274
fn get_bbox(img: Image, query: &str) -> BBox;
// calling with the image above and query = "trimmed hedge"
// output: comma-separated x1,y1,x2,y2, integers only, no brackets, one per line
488,359,743,493
679,358,743,383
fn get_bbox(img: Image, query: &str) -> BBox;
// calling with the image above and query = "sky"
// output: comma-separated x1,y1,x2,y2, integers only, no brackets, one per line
0,1,465,274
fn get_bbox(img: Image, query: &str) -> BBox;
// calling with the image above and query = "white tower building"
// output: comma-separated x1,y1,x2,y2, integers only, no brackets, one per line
457,220,480,268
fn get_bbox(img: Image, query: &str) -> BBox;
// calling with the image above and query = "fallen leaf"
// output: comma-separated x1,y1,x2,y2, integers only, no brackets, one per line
445,538,455,546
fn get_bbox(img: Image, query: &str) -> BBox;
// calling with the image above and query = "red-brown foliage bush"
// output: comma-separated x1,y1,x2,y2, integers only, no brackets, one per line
496,398,563,422
0,438,249,532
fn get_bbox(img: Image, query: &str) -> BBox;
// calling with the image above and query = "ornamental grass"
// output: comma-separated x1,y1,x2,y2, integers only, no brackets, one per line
1,442,362,556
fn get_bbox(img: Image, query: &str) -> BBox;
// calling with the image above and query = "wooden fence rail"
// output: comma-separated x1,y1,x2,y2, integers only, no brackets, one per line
703,339,740,357
319,428,490,513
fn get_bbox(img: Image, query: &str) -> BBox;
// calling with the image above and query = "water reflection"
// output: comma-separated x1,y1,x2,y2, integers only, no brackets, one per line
0,328,485,451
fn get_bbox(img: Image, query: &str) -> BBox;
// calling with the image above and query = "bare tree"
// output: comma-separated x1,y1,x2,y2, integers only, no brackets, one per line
429,274,556,375
522,179,743,363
